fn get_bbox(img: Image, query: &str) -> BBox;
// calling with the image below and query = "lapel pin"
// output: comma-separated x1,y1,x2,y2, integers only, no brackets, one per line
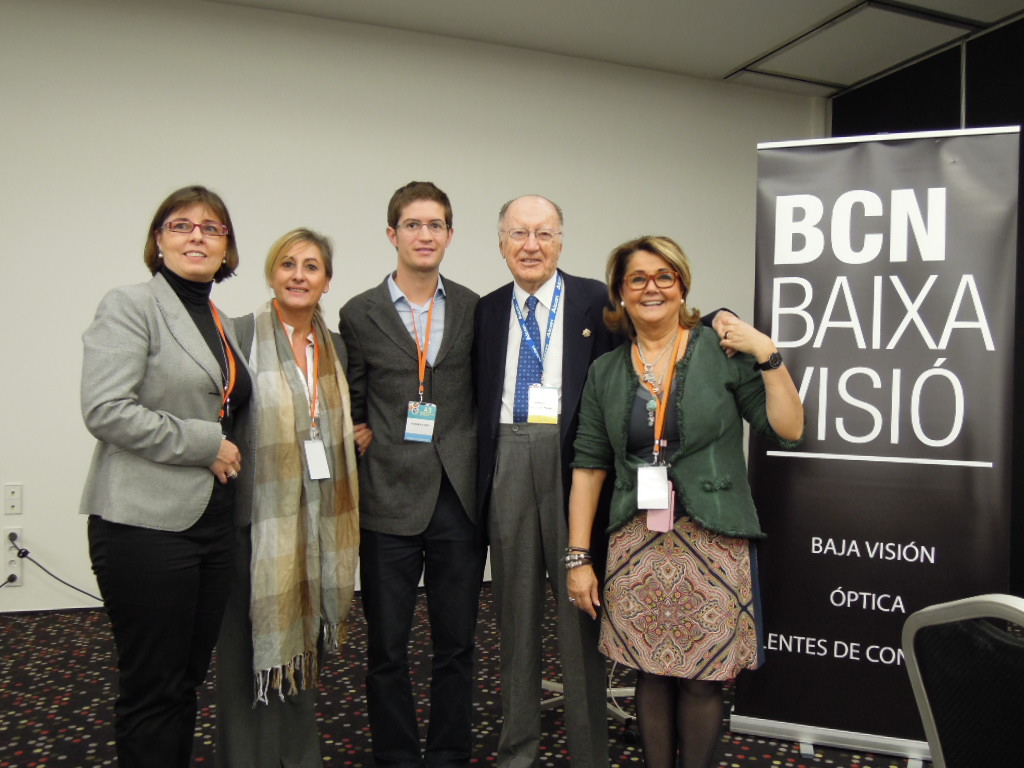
582,328,592,337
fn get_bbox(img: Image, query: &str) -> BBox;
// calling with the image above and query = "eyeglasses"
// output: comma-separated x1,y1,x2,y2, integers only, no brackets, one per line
623,270,678,291
164,219,230,237
396,220,449,234
502,228,561,244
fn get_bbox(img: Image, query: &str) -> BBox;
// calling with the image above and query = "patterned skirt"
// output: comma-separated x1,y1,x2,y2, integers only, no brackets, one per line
599,513,761,680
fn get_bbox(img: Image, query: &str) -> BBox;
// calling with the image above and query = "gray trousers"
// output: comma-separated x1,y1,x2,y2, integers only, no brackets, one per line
489,423,610,768
214,526,322,768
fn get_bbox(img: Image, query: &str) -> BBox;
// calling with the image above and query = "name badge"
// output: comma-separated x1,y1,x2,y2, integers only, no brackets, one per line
637,465,670,509
527,385,559,424
647,489,675,532
304,439,331,480
405,401,437,442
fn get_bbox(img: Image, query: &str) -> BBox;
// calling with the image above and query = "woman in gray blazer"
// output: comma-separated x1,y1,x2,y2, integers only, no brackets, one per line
80,185,252,768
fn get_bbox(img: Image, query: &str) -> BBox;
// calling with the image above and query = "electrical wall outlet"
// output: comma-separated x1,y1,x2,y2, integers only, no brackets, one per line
4,527,23,587
4,484,22,515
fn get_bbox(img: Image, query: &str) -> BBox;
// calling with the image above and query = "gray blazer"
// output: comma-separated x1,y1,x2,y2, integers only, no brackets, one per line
339,275,478,536
79,273,250,532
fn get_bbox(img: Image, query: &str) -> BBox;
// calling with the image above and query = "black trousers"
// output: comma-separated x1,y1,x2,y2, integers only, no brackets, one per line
359,474,486,768
88,507,234,768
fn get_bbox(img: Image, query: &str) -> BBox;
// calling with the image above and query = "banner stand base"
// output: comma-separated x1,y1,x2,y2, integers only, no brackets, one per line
729,714,931,761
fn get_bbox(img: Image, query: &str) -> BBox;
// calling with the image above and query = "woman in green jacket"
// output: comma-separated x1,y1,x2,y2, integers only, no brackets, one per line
567,235,803,768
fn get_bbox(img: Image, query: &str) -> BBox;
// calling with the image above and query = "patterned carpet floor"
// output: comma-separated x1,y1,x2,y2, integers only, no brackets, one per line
0,585,927,767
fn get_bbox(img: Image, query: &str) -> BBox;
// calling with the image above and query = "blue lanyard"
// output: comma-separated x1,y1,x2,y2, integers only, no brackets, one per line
512,272,562,376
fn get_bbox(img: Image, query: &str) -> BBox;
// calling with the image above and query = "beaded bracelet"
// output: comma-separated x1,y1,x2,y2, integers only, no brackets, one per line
564,551,593,570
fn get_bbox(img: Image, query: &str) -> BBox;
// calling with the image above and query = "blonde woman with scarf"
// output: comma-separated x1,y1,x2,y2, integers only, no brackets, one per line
215,228,367,767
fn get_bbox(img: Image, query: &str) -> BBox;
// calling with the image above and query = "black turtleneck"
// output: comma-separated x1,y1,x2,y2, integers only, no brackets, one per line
159,266,251,439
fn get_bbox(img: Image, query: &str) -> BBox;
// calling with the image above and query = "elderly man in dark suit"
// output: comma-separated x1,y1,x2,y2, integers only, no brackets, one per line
474,195,621,768
340,181,484,768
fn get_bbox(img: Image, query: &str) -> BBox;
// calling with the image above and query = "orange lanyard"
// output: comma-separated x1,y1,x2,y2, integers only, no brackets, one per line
274,300,321,434
633,328,684,464
209,302,237,421
412,295,435,403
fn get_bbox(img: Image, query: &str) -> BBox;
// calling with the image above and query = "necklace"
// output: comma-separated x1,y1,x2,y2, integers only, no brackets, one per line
633,328,685,453
636,329,678,394
644,394,658,426
636,329,679,426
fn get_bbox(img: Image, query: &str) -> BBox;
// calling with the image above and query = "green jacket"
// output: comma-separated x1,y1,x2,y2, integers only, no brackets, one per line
571,325,802,538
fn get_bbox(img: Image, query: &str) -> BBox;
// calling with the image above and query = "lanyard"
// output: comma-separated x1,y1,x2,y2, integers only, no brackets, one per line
633,327,684,465
511,272,562,377
208,301,237,421
411,294,436,403
274,300,321,436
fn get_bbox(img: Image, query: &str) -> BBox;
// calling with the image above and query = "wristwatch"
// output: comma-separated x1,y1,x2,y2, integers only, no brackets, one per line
753,351,783,371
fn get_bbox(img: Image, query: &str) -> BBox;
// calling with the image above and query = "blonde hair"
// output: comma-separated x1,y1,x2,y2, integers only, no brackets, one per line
263,228,334,285
603,235,700,339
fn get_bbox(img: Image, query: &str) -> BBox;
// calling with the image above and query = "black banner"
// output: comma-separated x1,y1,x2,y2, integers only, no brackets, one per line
732,128,1020,754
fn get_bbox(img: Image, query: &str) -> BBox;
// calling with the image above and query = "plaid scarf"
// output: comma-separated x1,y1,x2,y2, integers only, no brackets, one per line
249,301,359,702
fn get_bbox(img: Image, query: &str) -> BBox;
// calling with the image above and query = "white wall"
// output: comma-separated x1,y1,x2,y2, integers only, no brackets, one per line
0,0,826,611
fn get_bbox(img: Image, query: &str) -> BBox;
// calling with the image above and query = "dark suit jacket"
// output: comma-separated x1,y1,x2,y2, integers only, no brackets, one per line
473,270,623,543
340,274,478,536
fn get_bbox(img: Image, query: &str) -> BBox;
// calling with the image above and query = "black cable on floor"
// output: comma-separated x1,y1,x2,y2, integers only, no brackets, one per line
5,534,102,602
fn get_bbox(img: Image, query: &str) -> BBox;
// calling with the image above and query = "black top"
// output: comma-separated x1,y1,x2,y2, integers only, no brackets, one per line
160,266,251,512
626,379,682,461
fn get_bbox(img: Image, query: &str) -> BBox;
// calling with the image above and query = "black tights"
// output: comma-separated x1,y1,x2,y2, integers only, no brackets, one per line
634,671,724,768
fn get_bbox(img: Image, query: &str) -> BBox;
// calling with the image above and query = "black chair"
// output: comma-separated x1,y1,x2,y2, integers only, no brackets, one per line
902,594,1024,768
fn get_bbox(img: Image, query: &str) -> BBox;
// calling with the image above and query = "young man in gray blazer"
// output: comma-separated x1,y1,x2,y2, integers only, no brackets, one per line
339,181,484,768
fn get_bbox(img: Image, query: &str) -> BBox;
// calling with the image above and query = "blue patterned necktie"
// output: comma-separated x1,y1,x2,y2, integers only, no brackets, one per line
513,295,542,423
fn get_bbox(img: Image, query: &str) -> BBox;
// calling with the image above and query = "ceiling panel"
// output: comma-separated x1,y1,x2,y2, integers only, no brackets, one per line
751,5,975,87
209,0,856,80
910,0,1024,23
206,0,1024,95
726,71,840,97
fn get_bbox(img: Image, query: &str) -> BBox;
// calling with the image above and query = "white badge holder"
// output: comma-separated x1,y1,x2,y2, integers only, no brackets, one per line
304,440,331,480
527,385,559,424
637,465,670,509
405,401,438,442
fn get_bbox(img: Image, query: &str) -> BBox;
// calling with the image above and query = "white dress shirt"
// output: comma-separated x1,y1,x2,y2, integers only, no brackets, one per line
499,271,565,423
